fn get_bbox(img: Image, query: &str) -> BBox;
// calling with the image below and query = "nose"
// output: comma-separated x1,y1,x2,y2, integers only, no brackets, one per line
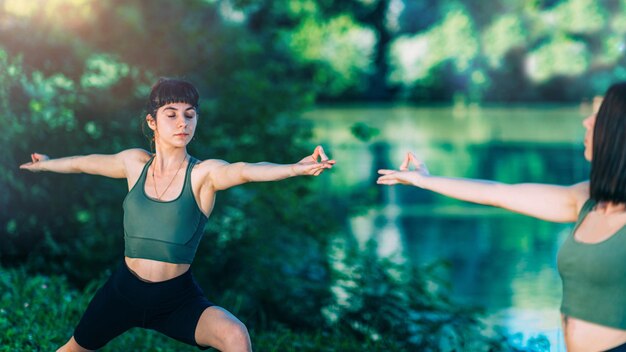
582,115,594,129
177,115,187,127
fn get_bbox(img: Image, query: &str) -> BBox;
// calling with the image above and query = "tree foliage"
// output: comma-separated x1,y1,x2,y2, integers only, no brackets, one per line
0,0,579,349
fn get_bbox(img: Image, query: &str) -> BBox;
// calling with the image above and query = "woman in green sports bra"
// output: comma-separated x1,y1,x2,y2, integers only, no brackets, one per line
377,83,626,352
20,78,335,352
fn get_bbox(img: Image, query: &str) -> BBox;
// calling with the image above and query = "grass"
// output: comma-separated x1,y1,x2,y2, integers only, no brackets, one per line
0,267,405,351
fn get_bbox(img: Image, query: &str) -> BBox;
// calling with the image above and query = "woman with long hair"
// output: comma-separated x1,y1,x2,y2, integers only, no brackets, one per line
377,83,626,351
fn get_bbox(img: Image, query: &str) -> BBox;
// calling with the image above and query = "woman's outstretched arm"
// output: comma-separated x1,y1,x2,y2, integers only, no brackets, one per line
377,152,588,223
19,149,149,179
201,145,336,191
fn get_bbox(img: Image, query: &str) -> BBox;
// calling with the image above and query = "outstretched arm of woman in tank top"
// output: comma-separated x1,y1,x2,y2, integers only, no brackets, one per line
202,145,336,191
377,152,588,223
19,149,150,179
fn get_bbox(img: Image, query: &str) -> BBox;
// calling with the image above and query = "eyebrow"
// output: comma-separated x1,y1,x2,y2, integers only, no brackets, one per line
163,106,196,112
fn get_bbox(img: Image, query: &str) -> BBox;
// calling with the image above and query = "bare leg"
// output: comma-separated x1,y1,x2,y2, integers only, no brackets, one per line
57,336,93,352
195,306,252,352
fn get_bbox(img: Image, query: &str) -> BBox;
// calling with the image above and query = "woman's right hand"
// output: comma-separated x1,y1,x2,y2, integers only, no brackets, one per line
291,145,336,176
20,153,50,172
377,152,430,187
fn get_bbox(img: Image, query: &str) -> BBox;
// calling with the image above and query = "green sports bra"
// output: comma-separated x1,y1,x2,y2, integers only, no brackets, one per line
557,199,626,329
122,156,208,264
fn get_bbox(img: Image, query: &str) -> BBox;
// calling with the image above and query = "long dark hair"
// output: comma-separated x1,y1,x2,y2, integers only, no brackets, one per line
590,82,626,204
142,78,199,150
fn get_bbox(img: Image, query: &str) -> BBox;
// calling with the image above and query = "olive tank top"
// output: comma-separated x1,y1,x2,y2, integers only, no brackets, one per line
557,199,626,329
123,156,208,264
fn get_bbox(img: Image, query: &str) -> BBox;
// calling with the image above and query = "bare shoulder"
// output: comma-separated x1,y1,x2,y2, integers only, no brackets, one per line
117,148,152,163
118,148,151,166
569,181,590,212
193,158,229,174
117,148,152,176
190,159,230,194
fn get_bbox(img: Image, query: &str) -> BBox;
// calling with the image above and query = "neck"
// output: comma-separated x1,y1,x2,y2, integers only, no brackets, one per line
153,144,188,170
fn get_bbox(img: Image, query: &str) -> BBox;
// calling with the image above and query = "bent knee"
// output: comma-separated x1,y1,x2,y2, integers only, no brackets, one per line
195,307,251,350
56,337,93,352
222,321,250,347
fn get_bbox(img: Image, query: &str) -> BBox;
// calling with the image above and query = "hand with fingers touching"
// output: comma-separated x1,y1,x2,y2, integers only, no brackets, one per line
377,152,429,186
291,145,336,176
370,83,626,352
205,145,336,190
19,153,50,172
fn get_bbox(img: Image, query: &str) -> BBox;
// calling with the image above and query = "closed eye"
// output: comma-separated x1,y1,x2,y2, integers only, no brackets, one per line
185,108,197,119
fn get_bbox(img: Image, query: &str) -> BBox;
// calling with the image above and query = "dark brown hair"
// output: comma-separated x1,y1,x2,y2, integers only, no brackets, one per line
590,82,626,203
142,78,199,149
147,77,199,118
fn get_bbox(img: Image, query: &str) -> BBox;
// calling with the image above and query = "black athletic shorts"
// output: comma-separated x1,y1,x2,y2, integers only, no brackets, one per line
73,262,214,350
605,341,626,352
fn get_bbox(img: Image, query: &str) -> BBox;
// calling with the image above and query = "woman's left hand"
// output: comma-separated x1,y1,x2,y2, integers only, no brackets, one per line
291,145,336,176
377,152,430,186
19,153,51,172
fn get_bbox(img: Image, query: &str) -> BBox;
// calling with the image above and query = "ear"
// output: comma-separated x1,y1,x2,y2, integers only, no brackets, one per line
146,114,156,131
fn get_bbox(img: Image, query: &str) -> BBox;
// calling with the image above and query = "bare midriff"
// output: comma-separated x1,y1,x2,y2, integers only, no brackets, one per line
562,314,626,351
124,257,190,282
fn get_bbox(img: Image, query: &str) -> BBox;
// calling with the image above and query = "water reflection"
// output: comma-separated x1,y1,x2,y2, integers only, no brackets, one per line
305,104,590,348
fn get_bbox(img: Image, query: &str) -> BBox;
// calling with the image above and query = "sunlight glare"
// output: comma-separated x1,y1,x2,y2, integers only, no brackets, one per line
4,0,39,17
4,0,94,28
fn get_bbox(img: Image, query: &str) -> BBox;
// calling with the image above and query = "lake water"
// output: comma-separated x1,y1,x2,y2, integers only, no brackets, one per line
304,103,592,351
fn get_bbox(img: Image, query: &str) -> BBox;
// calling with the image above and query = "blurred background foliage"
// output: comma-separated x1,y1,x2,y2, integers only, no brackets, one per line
0,0,617,350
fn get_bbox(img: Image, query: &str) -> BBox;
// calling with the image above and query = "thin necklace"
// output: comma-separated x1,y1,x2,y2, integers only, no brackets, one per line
151,154,187,200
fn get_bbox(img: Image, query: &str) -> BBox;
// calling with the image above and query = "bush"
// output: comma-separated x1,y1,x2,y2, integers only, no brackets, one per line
0,260,548,351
